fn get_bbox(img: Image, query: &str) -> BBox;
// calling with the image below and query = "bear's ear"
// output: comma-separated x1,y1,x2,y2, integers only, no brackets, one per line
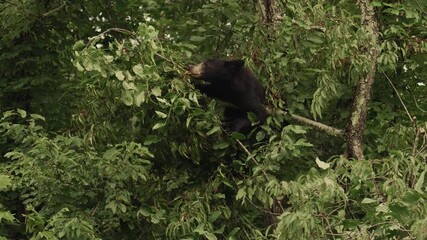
225,59,245,70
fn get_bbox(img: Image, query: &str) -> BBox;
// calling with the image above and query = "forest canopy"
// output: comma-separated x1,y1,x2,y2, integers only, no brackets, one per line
1,0,426,239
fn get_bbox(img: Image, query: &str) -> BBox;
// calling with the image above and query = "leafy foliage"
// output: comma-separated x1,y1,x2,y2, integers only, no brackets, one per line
1,0,426,239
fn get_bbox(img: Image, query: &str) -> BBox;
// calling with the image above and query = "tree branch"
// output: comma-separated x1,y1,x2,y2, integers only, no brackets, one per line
290,114,345,138
271,109,344,138
380,67,412,121
43,1,66,17
85,28,136,48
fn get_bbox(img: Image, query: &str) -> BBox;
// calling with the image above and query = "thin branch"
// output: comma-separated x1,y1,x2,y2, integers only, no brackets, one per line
414,0,427,15
235,139,270,181
85,28,136,48
380,68,412,121
43,1,66,17
412,117,420,156
414,128,426,158
379,68,426,158
412,95,427,113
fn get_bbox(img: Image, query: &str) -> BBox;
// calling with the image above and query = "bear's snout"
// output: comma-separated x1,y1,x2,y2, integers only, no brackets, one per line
186,63,204,78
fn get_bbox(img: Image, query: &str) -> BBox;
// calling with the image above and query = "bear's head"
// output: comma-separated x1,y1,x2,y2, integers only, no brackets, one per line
186,59,245,82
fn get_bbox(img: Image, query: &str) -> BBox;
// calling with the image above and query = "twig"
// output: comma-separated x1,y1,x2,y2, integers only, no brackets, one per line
371,177,386,203
235,139,270,181
84,28,136,48
412,117,420,156
414,128,426,158
43,1,66,17
322,214,336,240
91,202,100,216
380,67,412,121
414,0,427,15
379,68,424,158
412,95,427,113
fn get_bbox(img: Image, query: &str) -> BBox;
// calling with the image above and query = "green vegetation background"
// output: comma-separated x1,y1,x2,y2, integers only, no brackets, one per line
0,0,426,239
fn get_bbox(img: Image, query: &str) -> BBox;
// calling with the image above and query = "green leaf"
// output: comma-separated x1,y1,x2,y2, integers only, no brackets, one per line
189,36,206,42
230,132,246,140
204,232,217,240
315,157,330,170
134,92,145,106
206,126,221,136
155,111,168,119
389,203,409,223
30,114,46,121
103,148,120,159
361,198,376,204
118,203,127,213
342,219,361,229
104,55,114,63
76,62,85,71
17,109,26,118
133,64,145,78
208,211,221,223
414,169,426,192
152,87,162,97
290,125,307,134
0,212,17,223
105,202,117,214
73,40,86,51
402,191,421,204
228,227,240,237
152,122,166,130
256,131,265,142
236,188,246,200
213,141,229,150
137,207,151,217
144,135,161,145
122,91,133,106
0,175,12,190
371,2,382,7
306,34,324,44
115,70,125,80
123,81,137,90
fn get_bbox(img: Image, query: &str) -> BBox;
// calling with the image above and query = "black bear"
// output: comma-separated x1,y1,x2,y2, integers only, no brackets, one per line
186,59,267,133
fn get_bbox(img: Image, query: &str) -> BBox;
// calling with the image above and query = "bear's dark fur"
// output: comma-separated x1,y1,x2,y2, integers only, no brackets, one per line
186,59,267,133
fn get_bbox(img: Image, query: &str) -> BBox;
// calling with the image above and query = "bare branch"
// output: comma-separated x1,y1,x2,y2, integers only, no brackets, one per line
290,114,345,138
43,1,66,17
414,0,427,15
380,68,412,121
85,28,136,48
412,117,420,156
235,139,270,181
270,109,344,138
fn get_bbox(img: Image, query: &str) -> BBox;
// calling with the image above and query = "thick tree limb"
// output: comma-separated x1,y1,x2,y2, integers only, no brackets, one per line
290,114,345,138
346,0,380,160
271,110,344,138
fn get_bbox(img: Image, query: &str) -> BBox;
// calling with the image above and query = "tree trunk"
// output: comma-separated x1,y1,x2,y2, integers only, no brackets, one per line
345,0,380,160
